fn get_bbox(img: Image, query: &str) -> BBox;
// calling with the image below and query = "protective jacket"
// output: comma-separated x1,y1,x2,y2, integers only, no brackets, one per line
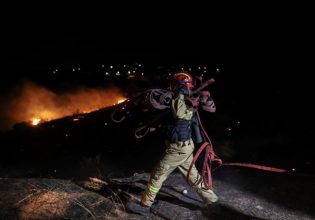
163,94,203,143
141,93,218,207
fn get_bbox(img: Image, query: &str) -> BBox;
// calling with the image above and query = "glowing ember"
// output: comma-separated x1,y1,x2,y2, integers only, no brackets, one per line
31,118,41,126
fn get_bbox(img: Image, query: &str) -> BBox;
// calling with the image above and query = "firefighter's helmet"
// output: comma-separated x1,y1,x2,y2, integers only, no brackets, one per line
172,72,194,89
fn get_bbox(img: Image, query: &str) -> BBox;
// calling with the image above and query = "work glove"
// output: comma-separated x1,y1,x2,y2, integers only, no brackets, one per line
201,98,216,112
199,91,216,112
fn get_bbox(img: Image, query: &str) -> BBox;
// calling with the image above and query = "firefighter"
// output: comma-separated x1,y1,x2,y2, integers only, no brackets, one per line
126,72,219,215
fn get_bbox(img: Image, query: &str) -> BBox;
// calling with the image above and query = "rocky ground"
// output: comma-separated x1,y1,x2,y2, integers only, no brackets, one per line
1,167,314,220
1,104,314,219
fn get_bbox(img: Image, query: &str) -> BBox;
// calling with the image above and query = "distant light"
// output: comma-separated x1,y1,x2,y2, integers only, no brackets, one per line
123,65,126,67
72,69,75,72
55,69,58,72
226,127,232,132
128,71,131,74
141,73,144,76
105,72,109,75
169,73,172,76
204,70,207,73
204,67,207,70
198,67,201,70
101,65,105,68
104,122,108,126
189,68,192,71
65,134,69,137
292,168,296,171
133,70,136,73
217,68,220,72
78,68,80,71
110,66,113,69
73,118,80,122
237,121,240,124
116,71,120,76
139,64,142,67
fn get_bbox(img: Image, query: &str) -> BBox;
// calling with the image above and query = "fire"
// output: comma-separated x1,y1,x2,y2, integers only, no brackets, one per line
117,99,127,104
31,118,41,126
0,81,127,130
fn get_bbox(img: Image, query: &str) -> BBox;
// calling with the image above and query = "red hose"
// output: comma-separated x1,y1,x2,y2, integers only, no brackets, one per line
187,110,286,190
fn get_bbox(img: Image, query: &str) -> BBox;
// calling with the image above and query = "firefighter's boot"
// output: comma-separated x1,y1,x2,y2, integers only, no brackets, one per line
125,200,151,216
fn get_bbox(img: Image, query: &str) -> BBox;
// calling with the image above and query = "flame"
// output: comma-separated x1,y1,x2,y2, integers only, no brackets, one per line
31,118,41,126
0,81,126,130
117,99,127,104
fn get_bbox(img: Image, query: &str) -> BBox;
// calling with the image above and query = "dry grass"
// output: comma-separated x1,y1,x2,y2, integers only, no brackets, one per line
4,179,113,220
81,177,109,191
81,177,126,212
0,176,136,219
19,190,71,219
14,182,72,219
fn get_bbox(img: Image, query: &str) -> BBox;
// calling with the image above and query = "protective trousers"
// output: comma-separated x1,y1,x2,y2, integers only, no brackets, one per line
141,139,218,207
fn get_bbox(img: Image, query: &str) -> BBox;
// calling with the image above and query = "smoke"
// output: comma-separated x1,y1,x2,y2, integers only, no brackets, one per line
0,81,125,131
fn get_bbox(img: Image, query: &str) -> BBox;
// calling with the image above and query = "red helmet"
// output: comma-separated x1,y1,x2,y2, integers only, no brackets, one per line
172,72,194,89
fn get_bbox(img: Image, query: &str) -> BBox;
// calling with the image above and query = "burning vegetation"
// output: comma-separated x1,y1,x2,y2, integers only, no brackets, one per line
31,118,41,126
0,81,126,130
